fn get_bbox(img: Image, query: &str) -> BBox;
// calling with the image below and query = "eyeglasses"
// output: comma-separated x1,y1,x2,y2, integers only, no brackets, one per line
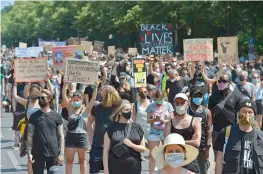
218,79,229,83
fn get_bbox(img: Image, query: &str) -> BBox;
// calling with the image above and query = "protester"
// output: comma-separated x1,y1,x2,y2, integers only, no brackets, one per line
103,99,146,174
117,74,136,103
88,85,121,174
237,70,256,101
146,90,174,174
214,99,263,174
146,84,156,101
152,133,199,174
27,89,64,173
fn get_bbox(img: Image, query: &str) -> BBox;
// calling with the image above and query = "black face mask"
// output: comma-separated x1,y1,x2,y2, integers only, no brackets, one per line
139,93,147,99
38,100,48,108
122,111,132,120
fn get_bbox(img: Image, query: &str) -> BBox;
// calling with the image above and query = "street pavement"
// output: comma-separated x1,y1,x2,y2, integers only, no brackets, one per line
0,112,215,174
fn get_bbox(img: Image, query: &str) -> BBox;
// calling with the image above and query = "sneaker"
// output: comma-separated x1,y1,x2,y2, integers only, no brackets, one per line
12,143,20,150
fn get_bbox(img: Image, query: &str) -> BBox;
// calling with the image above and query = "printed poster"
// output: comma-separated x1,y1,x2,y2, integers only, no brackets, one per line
217,36,239,65
65,59,100,84
128,48,138,56
52,45,84,69
81,41,93,53
183,38,213,61
38,38,66,47
14,58,47,82
108,46,115,56
140,23,173,55
132,58,146,87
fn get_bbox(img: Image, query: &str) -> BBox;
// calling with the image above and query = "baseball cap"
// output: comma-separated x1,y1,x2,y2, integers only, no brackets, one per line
174,93,189,101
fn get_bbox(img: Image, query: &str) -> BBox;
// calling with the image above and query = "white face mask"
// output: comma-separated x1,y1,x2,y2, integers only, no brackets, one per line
175,105,186,115
165,153,185,168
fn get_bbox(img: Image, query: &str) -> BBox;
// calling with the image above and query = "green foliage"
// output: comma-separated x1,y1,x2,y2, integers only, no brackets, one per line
1,1,263,55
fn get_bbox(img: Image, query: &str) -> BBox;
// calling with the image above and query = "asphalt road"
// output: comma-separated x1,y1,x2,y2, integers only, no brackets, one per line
0,112,215,174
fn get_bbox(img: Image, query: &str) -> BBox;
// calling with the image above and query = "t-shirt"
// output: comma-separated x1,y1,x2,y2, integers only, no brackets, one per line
84,85,94,102
91,103,115,147
239,82,256,100
214,127,255,174
166,78,188,103
29,110,63,157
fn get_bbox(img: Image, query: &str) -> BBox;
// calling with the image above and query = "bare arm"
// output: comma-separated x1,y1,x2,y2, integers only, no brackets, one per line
215,151,223,174
85,86,98,116
185,118,201,148
103,132,110,174
23,82,31,99
206,109,213,147
13,83,28,107
62,82,70,106
46,78,54,95
149,61,159,79
164,120,172,138
27,123,35,158
201,70,217,84
125,136,146,153
2,77,5,95
87,115,95,145
132,103,136,122
57,124,65,160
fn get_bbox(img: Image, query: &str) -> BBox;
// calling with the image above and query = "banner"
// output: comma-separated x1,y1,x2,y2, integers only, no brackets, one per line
93,41,104,52
132,58,146,87
14,58,47,82
52,45,84,69
217,36,239,65
108,46,115,55
81,41,93,53
65,59,100,84
128,48,138,56
140,23,173,55
183,38,213,61
248,37,256,61
38,38,66,47
19,42,27,48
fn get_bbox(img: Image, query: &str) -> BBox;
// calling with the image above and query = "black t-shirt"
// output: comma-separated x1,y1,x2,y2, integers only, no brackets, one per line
7,69,14,84
147,74,155,85
214,127,255,174
208,86,244,131
166,78,188,103
91,103,114,147
84,85,94,102
15,84,26,111
29,110,63,157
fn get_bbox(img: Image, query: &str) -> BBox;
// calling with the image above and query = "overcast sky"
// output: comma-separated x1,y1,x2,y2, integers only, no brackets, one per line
1,0,14,10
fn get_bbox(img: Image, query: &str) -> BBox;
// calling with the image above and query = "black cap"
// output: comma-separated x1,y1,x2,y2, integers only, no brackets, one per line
237,99,257,114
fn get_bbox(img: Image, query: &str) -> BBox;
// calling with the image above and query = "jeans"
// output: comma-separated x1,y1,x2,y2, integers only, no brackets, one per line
197,152,210,174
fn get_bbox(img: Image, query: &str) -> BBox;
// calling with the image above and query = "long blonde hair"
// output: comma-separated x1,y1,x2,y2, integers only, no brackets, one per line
101,85,121,108
110,99,131,122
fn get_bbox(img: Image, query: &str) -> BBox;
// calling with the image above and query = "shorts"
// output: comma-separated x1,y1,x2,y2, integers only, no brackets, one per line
65,132,88,148
12,111,26,130
256,99,263,115
147,127,164,142
89,146,104,173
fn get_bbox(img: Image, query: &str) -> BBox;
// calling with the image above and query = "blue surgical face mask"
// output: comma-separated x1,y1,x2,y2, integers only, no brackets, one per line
192,97,203,105
72,101,81,108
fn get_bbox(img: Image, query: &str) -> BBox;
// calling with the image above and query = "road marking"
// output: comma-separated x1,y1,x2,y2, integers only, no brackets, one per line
7,151,23,171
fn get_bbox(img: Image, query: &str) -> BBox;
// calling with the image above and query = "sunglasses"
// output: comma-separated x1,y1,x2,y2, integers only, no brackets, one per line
37,96,47,100
218,80,229,83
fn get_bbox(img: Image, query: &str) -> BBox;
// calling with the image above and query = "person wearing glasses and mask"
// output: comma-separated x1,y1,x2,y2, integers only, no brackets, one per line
208,72,244,159
27,89,64,174
103,99,146,174
164,93,201,173
117,74,136,103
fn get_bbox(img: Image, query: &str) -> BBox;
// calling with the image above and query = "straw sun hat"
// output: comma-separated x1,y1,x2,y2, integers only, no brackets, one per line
152,133,199,169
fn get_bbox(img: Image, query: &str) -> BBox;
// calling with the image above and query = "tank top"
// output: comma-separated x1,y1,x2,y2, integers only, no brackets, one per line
188,105,207,149
170,117,194,141
135,100,150,128
68,108,88,134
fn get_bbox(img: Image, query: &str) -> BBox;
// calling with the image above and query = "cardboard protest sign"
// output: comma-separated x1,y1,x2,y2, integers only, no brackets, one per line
14,58,47,82
183,39,213,62
38,38,66,47
52,45,84,69
81,41,93,53
93,41,104,52
65,59,100,84
108,46,115,55
140,23,173,55
128,48,138,55
19,42,27,48
217,36,239,65
44,44,54,52
132,58,147,87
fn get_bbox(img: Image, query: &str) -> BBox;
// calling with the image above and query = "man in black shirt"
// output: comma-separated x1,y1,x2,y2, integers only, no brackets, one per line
214,100,263,174
27,89,64,174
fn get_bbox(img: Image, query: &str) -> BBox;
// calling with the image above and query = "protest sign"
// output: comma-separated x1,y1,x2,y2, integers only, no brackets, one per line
65,59,100,84
217,36,239,65
81,41,93,53
28,47,44,57
15,48,29,58
140,23,173,55
183,38,213,61
93,41,104,52
14,58,47,82
128,48,138,55
52,45,84,69
108,46,115,55
132,58,147,87
248,37,256,61
38,38,66,47
44,44,54,52
19,42,27,48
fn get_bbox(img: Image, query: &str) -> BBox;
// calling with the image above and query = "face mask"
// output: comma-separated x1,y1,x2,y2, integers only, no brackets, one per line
139,93,147,99
251,79,258,85
175,105,186,115
165,153,185,168
122,111,132,120
170,78,176,83
38,100,48,108
217,82,229,91
192,97,203,105
30,96,38,101
239,114,254,125
72,101,81,108
155,99,163,105
239,75,246,81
